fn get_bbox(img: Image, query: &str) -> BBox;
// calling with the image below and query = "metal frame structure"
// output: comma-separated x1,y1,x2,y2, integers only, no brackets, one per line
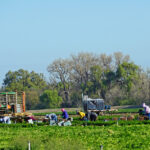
82,95,104,113
0,91,25,114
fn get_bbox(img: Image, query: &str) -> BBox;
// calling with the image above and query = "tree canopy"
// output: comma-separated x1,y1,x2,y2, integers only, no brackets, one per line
39,90,63,108
1,52,150,109
3,69,47,91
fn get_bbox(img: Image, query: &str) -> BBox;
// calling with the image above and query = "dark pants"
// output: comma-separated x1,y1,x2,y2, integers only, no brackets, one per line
81,116,88,121
90,114,97,121
146,113,150,120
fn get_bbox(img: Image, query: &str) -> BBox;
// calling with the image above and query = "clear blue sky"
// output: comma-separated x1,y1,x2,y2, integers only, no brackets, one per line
0,0,150,86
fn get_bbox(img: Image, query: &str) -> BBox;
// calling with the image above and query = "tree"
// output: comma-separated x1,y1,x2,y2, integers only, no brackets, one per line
39,90,62,108
116,62,139,92
113,52,130,68
99,53,113,70
3,69,47,91
71,52,98,87
47,59,72,106
26,89,41,110
87,65,116,100
46,52,143,107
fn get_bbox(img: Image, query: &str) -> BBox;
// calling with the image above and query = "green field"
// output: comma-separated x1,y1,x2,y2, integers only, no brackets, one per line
0,123,150,150
0,107,148,150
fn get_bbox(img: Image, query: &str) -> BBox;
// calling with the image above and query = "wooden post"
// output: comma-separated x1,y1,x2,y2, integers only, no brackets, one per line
15,91,17,113
22,92,25,112
6,93,8,114
6,93,8,105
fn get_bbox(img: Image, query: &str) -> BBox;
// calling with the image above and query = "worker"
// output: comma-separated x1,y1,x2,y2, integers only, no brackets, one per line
61,108,69,120
77,111,87,121
7,104,11,109
58,109,68,126
142,103,150,120
88,111,98,121
0,116,11,124
46,113,57,122
4,116,11,124
25,114,36,124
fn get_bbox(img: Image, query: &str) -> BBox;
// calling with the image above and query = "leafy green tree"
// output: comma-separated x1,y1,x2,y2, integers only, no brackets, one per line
39,90,62,108
116,62,139,92
88,65,116,99
46,52,143,106
26,89,41,110
3,69,47,91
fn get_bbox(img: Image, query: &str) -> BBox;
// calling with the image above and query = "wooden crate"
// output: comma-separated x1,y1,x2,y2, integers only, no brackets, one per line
120,117,127,121
139,117,144,121
127,116,134,121
112,117,118,121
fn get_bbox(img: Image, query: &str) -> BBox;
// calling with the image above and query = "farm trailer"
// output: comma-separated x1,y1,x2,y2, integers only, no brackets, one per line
0,91,25,115
82,95,117,115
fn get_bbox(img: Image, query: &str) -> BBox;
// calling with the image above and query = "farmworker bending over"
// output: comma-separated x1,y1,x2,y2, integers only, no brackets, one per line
46,113,57,122
88,111,98,121
61,108,69,120
142,103,150,120
26,114,36,124
77,111,87,121
1,116,11,124
4,116,11,124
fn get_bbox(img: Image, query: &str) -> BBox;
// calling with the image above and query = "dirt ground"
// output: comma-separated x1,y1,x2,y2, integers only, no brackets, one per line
26,105,139,114
26,108,82,113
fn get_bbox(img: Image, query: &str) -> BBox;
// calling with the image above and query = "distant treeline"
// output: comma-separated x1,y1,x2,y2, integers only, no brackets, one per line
1,52,150,110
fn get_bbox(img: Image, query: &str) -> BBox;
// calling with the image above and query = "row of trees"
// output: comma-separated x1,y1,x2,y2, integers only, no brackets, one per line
1,52,150,109
2,69,62,109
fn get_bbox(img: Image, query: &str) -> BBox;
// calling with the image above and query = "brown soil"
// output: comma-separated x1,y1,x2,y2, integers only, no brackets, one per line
26,108,81,113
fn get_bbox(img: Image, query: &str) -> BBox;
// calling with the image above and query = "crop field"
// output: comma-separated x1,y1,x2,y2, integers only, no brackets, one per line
1,123,150,150
0,107,149,150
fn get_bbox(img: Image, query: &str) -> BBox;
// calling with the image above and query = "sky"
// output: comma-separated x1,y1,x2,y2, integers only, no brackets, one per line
0,0,150,86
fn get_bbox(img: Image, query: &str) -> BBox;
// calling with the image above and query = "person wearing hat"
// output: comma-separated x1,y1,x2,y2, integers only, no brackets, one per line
61,108,69,120
142,103,150,120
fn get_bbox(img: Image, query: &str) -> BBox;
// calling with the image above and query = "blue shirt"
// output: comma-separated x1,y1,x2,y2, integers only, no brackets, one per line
62,110,69,119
